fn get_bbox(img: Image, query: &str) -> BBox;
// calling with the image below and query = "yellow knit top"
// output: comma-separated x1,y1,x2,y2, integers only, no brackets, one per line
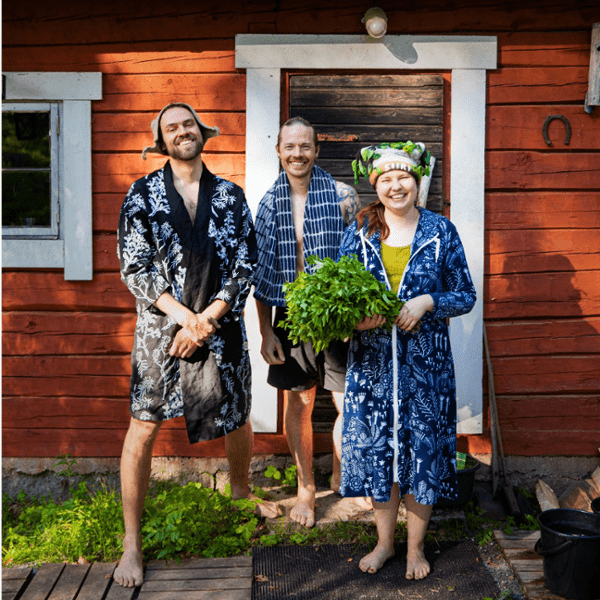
381,242,411,294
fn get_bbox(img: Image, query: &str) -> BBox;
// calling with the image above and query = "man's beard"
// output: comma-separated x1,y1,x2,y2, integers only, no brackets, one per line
166,135,204,161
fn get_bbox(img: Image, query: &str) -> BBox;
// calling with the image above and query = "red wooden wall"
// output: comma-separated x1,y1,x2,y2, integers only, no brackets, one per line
2,0,599,459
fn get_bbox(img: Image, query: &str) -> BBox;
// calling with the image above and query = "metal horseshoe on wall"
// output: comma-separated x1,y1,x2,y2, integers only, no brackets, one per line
542,115,572,146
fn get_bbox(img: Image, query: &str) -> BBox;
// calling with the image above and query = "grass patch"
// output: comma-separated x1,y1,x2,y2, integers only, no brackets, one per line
3,479,535,568
2,480,261,567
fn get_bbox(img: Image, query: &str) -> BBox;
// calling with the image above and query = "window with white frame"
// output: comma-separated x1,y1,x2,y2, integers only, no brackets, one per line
2,72,102,280
2,103,60,238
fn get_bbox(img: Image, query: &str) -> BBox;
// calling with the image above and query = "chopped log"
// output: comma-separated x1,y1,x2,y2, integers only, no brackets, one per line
558,483,593,512
536,480,560,512
585,477,600,499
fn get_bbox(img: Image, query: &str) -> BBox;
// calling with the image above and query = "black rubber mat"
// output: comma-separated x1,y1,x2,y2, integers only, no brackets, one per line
252,540,500,600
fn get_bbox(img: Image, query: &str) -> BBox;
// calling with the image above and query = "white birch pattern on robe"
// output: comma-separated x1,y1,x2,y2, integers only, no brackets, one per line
117,164,256,443
338,208,476,504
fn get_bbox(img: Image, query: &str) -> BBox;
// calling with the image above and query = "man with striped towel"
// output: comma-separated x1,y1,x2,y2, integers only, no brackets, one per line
254,116,365,528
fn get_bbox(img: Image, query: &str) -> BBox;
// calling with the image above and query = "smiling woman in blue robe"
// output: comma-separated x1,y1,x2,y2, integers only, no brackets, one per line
339,142,476,579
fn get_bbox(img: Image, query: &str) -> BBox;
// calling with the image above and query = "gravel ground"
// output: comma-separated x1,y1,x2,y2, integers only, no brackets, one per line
477,536,526,599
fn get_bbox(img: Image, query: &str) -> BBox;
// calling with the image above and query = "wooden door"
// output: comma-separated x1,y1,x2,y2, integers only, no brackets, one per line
288,73,445,432
289,73,444,214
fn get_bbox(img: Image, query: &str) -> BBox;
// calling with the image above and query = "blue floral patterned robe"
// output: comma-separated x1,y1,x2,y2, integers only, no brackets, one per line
338,208,476,504
117,162,256,443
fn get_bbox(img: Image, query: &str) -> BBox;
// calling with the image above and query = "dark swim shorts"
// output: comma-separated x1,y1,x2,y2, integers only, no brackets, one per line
267,307,348,392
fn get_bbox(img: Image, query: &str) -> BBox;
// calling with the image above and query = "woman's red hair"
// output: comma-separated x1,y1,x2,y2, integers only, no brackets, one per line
356,200,389,240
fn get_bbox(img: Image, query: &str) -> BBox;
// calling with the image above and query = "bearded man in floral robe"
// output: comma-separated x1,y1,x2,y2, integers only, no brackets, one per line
115,103,280,589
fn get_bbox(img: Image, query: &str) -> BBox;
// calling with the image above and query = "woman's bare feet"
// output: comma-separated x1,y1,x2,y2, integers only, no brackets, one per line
113,545,144,588
247,493,282,519
405,547,430,580
351,496,373,511
359,543,395,574
290,484,316,527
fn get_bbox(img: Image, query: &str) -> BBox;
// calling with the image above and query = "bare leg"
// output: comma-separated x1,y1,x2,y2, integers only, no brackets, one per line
359,483,400,574
330,390,372,510
226,420,281,518
113,418,162,588
329,391,343,493
404,493,432,580
285,388,317,527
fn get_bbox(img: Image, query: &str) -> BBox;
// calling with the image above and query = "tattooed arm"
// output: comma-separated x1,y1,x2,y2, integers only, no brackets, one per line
336,181,362,226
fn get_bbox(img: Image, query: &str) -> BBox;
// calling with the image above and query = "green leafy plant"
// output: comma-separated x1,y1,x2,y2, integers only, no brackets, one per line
279,255,405,352
2,482,124,566
2,480,263,566
266,465,298,488
53,453,78,478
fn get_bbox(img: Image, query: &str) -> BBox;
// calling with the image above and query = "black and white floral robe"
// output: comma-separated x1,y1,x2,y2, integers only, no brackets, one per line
117,162,256,443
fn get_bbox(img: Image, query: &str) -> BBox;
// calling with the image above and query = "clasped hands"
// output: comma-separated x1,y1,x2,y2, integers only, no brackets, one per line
355,295,434,333
169,311,221,358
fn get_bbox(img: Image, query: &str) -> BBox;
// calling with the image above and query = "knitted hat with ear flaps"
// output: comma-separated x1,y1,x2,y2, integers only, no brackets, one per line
142,102,220,160
352,142,431,186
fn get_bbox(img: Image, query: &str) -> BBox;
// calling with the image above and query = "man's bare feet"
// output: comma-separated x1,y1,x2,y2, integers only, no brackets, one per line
290,485,316,527
113,546,144,588
359,544,395,574
247,493,282,519
405,547,430,580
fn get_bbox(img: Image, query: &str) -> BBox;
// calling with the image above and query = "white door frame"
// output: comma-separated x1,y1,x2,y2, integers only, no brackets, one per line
236,34,497,435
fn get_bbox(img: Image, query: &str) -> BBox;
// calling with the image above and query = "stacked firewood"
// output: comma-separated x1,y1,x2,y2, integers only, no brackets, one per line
536,466,600,512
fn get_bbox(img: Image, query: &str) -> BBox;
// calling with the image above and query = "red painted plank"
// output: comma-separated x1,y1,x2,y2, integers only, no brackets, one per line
97,74,245,112
93,194,124,233
500,430,600,456
2,272,134,312
93,112,244,154
487,229,600,274
487,105,600,150
3,355,130,377
2,3,249,46
3,31,591,73
486,151,600,190
485,318,600,356
2,398,131,429
2,375,129,398
3,2,596,49
497,31,591,67
1,429,294,458
488,67,589,104
92,153,245,195
5,421,595,458
485,271,600,319
94,234,120,272
492,356,600,394
485,192,600,231
497,395,600,420
2,312,134,356
2,47,236,73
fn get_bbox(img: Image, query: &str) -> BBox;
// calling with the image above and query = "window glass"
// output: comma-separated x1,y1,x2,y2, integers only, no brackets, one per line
2,109,53,230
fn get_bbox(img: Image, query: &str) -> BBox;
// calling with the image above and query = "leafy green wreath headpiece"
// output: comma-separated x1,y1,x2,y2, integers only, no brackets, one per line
351,141,431,186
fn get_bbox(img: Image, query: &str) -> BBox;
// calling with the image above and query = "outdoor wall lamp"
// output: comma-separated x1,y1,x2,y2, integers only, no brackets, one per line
362,7,388,39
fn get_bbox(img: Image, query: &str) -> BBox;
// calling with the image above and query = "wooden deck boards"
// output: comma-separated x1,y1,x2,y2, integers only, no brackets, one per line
2,556,252,600
494,529,565,600
7,537,585,600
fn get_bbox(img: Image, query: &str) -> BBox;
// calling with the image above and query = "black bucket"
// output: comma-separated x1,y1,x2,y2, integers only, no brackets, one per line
437,455,479,507
592,497,600,515
535,508,600,600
